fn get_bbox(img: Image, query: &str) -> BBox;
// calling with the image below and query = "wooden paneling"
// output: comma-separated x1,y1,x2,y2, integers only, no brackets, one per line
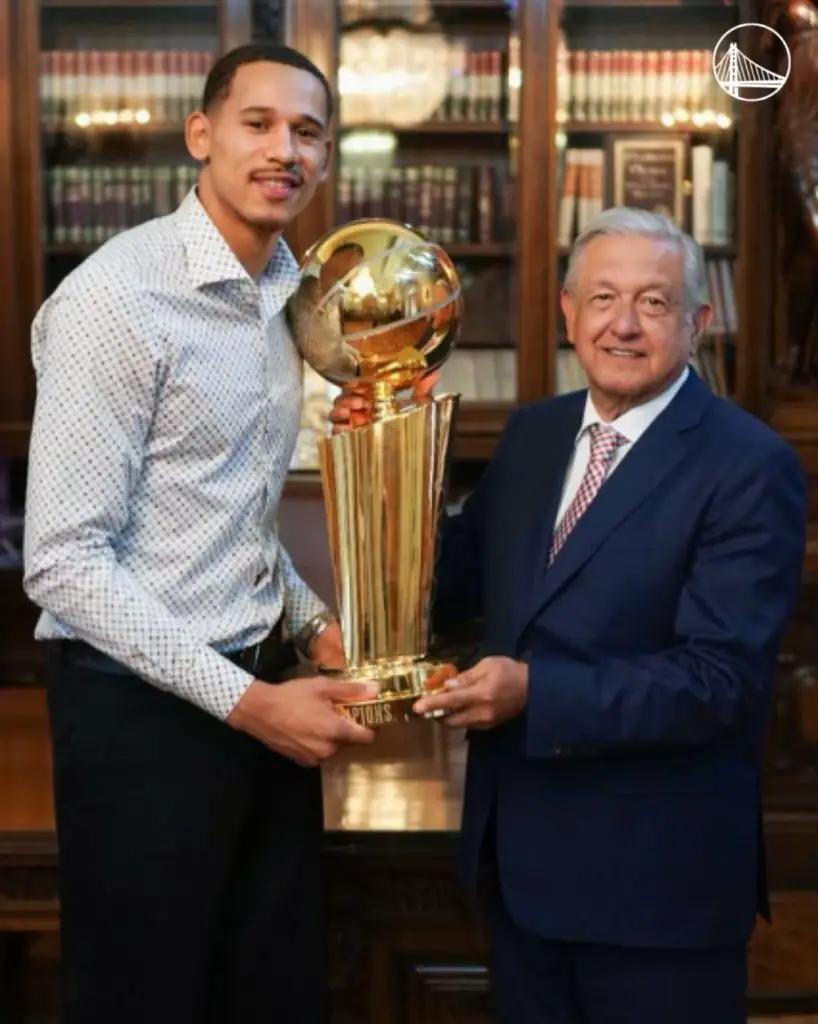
0,0,27,453
7,0,42,449
282,0,337,262
750,893,818,994
514,0,555,403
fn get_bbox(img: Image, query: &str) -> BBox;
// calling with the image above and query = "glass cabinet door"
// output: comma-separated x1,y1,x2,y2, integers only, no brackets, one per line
554,0,738,400
36,0,222,301
336,0,520,455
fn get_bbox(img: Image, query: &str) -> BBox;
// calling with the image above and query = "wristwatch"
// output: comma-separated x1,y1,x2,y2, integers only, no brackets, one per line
294,609,336,658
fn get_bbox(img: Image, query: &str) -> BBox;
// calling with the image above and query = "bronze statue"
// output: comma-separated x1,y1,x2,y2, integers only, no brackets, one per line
764,0,818,382
768,1,818,241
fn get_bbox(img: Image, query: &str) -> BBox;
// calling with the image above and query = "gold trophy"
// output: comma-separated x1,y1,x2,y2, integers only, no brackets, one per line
287,219,462,727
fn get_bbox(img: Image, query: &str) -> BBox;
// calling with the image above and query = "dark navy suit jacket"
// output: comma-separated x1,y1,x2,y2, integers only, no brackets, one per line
433,371,806,949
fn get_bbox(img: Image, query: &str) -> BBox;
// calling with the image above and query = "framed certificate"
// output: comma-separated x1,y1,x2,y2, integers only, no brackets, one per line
609,135,688,227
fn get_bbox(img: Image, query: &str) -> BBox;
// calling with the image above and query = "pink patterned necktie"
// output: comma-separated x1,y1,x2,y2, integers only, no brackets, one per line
547,422,627,565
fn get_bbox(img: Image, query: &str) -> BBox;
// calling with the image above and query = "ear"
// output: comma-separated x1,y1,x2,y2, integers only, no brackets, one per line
317,136,334,184
690,302,713,346
184,110,212,162
559,288,576,344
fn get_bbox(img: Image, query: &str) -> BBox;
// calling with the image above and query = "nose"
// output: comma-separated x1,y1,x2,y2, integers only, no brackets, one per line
610,299,640,339
262,120,296,163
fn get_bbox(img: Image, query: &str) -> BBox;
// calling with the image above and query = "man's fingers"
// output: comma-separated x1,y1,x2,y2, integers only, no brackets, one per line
334,716,376,746
422,663,458,693
329,394,369,420
445,661,488,690
414,370,439,398
413,684,477,717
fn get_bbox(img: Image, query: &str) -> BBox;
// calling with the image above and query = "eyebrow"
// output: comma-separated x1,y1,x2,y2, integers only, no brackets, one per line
588,279,672,293
239,105,326,131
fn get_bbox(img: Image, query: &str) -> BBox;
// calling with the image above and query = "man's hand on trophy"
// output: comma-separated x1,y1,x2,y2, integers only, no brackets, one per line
226,677,377,766
328,371,440,432
412,656,528,729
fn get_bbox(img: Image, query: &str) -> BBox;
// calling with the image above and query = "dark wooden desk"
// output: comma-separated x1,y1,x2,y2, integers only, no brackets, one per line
0,687,486,1023
2,688,818,1023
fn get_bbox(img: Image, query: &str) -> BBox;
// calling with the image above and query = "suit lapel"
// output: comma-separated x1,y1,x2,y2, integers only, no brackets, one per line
516,372,712,642
507,394,584,631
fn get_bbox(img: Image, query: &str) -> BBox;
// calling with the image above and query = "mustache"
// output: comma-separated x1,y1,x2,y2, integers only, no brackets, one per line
254,162,304,185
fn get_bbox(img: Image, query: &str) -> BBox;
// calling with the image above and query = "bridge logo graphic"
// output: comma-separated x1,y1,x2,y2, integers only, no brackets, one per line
712,23,791,102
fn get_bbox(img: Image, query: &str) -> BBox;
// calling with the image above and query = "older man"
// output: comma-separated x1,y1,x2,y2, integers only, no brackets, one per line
333,207,806,1023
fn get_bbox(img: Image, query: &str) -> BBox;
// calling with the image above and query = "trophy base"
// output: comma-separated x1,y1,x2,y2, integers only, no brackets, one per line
321,657,458,728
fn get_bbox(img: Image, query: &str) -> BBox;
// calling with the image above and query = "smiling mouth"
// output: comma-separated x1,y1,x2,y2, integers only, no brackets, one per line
603,347,644,359
252,177,301,200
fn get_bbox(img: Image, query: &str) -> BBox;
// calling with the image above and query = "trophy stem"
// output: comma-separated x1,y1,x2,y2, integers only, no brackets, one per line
370,380,399,420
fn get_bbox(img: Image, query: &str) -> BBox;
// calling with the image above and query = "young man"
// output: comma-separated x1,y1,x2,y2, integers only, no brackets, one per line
333,208,806,1023
24,43,375,1024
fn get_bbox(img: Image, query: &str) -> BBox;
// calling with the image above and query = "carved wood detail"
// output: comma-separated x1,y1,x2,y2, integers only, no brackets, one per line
251,0,285,41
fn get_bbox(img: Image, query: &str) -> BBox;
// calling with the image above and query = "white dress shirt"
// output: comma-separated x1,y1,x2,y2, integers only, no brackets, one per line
554,366,690,526
24,188,328,720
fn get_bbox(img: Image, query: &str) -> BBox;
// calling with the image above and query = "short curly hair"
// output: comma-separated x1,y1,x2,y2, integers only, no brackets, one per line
201,42,334,123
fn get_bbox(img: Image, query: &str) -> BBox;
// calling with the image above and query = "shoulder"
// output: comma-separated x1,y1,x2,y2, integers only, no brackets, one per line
702,393,802,478
38,213,186,317
31,217,186,371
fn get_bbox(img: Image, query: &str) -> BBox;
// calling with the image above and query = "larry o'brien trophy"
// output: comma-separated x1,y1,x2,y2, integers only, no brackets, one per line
287,219,462,727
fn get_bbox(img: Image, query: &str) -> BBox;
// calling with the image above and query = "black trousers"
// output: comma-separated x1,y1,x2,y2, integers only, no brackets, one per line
487,884,747,1024
46,647,326,1024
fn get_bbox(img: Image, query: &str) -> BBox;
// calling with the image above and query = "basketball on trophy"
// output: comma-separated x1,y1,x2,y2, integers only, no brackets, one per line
287,219,462,414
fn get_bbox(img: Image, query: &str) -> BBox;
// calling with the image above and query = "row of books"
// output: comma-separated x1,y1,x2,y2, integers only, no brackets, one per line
39,50,214,130
434,349,516,403
425,40,522,124
693,338,734,397
705,257,737,336
557,145,734,248
557,48,732,125
557,149,604,248
45,164,196,247
427,42,516,124
337,163,514,246
691,145,734,248
340,0,432,24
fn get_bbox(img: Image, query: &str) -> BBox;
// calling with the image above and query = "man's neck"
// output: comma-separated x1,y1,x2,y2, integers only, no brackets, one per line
195,181,280,277
590,365,687,423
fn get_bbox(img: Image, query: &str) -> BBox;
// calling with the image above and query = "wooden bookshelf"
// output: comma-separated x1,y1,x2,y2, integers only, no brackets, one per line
42,0,217,6
561,120,735,133
338,121,512,134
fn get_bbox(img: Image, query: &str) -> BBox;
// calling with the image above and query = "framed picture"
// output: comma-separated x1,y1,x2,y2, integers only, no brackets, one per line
609,135,688,227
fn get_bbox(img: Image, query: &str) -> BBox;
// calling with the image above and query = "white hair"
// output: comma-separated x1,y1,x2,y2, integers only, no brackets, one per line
563,206,708,318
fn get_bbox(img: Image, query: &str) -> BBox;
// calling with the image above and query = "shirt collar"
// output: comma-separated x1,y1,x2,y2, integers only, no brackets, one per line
578,364,690,444
174,187,301,302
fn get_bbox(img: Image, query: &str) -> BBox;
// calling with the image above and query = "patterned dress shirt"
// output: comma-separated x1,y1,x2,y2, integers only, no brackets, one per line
23,188,328,720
